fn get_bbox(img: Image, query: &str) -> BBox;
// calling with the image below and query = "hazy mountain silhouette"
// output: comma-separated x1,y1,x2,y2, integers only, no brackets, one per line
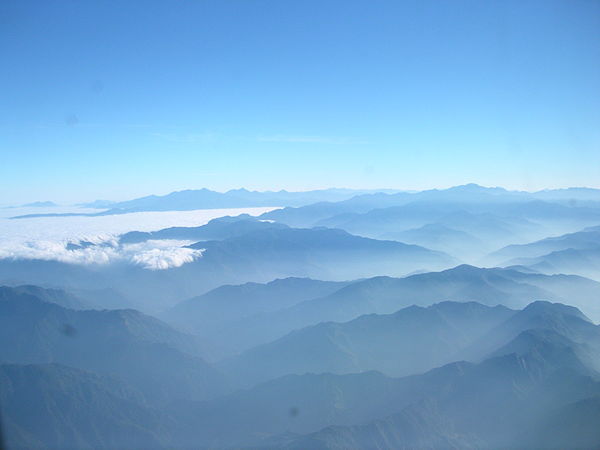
12,188,401,218
489,227,600,263
220,302,514,387
199,264,600,355
163,277,351,337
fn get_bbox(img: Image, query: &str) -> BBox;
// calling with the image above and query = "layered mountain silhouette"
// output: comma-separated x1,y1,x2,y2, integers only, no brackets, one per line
163,277,351,337
184,265,600,356
260,185,600,235
2,285,600,449
174,301,600,448
4,184,600,448
220,302,515,387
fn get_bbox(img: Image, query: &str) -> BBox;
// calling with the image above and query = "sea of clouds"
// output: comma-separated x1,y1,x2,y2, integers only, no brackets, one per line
0,206,276,270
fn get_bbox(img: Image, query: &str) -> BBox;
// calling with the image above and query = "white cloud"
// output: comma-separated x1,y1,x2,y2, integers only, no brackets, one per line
0,206,276,270
0,238,203,270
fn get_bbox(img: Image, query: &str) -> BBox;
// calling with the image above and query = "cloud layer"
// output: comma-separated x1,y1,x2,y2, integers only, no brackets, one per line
0,238,203,270
0,206,275,270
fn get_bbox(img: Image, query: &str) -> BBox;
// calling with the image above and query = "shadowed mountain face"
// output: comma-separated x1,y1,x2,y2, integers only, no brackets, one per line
184,265,600,356
0,363,168,450
0,287,227,404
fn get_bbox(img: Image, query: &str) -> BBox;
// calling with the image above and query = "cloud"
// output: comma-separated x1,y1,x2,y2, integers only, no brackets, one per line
0,206,276,270
128,242,203,270
0,238,203,270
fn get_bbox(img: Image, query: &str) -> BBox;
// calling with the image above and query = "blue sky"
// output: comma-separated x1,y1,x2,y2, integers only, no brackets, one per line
1,0,599,203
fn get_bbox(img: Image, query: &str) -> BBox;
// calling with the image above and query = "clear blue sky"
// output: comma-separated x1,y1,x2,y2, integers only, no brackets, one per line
1,0,599,203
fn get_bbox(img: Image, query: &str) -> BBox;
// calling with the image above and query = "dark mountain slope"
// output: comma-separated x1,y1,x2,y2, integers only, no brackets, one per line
0,363,168,450
0,287,227,404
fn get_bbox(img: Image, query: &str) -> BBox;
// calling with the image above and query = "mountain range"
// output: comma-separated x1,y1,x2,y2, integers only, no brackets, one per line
169,264,600,356
2,284,600,449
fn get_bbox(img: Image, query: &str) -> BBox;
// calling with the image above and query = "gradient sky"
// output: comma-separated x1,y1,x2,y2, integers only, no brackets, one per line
1,0,599,203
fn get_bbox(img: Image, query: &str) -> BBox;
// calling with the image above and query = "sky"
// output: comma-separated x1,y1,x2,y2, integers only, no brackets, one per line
1,0,599,204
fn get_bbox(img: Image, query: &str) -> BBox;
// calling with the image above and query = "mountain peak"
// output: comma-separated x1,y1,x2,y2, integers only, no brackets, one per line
521,301,591,322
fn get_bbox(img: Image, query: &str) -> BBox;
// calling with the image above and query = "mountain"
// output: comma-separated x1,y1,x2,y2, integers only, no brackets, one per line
118,213,289,244
163,277,351,337
461,300,600,363
524,247,600,281
13,188,401,218
379,222,487,260
0,285,88,310
21,201,58,207
0,226,455,311
172,371,406,448
0,363,167,449
489,228,600,264
180,303,600,448
107,188,400,211
520,396,600,449
260,184,600,227
0,286,227,404
275,326,600,449
488,226,600,280
202,264,600,355
220,302,514,387
187,227,456,282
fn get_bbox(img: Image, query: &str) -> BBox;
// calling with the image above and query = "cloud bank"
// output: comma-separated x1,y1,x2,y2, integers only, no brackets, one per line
0,238,203,270
0,206,274,270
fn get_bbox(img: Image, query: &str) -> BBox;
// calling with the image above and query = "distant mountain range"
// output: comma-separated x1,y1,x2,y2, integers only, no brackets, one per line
10,188,402,218
11,184,600,218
